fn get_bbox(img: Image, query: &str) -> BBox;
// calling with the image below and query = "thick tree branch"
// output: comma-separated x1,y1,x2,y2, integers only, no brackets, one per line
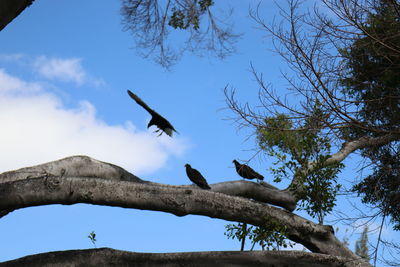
0,156,296,211
0,0,34,31
0,156,356,259
212,180,296,211
0,155,142,184
0,248,371,267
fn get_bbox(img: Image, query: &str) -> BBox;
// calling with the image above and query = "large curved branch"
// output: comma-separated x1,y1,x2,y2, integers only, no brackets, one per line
0,155,142,184
0,157,355,259
0,156,297,211
0,248,371,267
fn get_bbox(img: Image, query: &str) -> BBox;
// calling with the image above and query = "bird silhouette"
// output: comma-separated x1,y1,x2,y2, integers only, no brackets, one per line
185,164,211,190
232,160,264,180
127,90,177,137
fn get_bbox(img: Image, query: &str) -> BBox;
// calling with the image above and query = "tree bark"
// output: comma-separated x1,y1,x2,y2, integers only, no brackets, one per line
0,156,356,259
0,156,297,211
0,248,371,267
0,0,34,31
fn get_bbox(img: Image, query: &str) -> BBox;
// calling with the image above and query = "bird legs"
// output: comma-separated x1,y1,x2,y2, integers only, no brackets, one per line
154,129,163,136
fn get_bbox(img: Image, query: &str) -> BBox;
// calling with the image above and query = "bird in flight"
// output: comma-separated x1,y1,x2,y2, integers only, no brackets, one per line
185,164,211,190
232,160,264,181
127,90,177,137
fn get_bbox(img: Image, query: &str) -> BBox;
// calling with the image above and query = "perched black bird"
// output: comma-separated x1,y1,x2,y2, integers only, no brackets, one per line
185,164,211,190
127,90,177,137
232,160,264,180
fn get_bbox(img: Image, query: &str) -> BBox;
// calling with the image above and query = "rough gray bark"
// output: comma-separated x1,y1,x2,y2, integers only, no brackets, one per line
0,156,356,259
0,0,34,31
0,248,371,267
0,156,296,211
209,180,296,211
317,134,400,167
0,156,142,183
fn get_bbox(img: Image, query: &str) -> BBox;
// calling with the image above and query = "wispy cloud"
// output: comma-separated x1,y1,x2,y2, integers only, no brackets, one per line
0,54,104,86
32,56,102,86
0,68,42,93
0,69,187,175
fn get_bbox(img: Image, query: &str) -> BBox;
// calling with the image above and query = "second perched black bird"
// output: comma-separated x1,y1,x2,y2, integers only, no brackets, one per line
233,160,264,180
127,90,177,137
185,164,211,190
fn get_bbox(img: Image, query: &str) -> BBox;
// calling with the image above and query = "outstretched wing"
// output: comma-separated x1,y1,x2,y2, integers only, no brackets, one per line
127,90,178,137
127,90,156,116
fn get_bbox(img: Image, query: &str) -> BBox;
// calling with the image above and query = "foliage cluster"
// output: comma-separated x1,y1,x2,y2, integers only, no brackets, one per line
225,104,343,249
225,218,294,251
169,0,214,30
257,108,343,224
340,0,400,230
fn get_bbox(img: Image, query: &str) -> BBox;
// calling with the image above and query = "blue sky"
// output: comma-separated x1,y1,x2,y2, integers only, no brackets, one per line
0,0,398,264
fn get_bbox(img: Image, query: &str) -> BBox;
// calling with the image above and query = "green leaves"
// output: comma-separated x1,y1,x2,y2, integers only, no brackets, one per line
296,156,343,224
199,0,213,12
224,223,249,244
225,218,293,251
168,0,214,30
88,231,97,248
257,108,343,224
169,9,187,29
340,0,400,231
340,0,400,134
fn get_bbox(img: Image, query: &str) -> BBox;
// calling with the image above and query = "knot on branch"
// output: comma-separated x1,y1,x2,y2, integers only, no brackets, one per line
44,177,61,192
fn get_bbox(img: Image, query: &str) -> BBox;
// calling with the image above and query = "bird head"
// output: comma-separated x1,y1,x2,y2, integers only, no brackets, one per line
232,160,239,165
184,164,190,168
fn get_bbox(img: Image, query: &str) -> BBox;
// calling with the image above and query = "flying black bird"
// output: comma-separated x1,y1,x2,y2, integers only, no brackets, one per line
185,164,211,190
232,160,264,180
127,90,177,137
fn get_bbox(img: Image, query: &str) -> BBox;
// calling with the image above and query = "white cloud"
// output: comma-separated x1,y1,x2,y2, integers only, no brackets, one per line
0,68,42,93
0,69,187,175
32,56,103,86
33,56,85,84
